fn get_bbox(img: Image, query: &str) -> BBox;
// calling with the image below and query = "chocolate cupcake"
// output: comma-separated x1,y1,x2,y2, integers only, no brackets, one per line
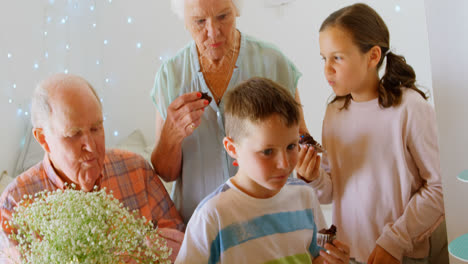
299,133,325,153
317,224,337,247
201,92,212,104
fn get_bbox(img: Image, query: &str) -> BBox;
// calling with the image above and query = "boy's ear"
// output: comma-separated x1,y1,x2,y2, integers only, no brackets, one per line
368,45,382,68
33,128,51,153
223,136,238,159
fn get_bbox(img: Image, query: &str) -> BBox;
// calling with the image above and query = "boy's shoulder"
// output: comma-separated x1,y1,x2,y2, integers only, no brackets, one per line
194,181,234,213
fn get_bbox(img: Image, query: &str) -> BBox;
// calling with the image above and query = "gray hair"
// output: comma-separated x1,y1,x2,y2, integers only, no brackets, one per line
171,0,243,20
31,75,101,131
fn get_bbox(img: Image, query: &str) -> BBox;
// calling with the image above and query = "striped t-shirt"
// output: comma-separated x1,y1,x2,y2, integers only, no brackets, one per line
176,178,327,264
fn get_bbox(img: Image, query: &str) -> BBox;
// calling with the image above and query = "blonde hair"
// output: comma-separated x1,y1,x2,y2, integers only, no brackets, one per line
171,0,243,20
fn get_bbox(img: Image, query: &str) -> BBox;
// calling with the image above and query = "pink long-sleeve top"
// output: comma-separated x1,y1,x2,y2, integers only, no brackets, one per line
310,89,445,262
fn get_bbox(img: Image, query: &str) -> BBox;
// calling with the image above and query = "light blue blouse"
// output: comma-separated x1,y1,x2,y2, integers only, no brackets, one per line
151,32,301,223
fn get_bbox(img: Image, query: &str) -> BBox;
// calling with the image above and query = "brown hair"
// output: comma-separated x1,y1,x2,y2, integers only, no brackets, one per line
320,3,427,109
224,77,301,141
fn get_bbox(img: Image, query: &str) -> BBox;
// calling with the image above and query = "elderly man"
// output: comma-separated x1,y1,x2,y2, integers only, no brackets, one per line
0,74,184,261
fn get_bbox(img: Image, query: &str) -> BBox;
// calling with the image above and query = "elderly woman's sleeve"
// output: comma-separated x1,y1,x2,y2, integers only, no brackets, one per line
151,62,177,120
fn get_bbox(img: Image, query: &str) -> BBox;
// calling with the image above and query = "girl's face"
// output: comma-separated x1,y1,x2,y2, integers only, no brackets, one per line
319,26,378,100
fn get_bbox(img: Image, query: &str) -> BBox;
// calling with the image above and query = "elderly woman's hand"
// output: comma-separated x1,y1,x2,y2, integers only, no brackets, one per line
163,91,210,141
296,145,321,183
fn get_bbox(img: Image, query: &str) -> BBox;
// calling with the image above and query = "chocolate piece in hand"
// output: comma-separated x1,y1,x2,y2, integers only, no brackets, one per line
201,92,212,104
318,224,337,236
299,133,325,153
317,224,337,247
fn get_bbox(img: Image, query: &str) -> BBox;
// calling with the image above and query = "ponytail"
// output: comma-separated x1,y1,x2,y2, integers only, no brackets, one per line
378,52,427,107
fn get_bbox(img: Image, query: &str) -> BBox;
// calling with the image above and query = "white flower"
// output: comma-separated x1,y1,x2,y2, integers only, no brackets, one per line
8,188,171,264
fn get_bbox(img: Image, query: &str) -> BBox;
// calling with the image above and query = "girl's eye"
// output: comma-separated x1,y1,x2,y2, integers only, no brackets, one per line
334,56,342,61
262,149,273,156
287,144,297,150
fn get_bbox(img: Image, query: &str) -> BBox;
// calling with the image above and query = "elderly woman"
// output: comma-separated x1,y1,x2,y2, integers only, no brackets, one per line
151,0,309,222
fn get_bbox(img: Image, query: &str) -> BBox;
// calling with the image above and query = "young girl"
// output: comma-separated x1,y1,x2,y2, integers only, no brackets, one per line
296,3,445,264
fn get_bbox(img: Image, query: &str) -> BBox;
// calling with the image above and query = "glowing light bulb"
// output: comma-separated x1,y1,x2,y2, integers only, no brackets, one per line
7,53,12,59
92,23,97,28
17,108,23,115
104,39,108,45
33,63,39,69
395,5,401,12
136,42,142,49
64,69,69,74
8,99,12,104
100,98,104,102
47,16,52,23
45,52,49,58
12,83,16,89
90,5,95,11
25,112,29,116
66,44,70,50
105,78,110,83
96,60,100,65
44,31,48,36
114,131,119,137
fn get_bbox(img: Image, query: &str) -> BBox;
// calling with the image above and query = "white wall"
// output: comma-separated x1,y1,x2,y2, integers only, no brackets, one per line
425,1,468,263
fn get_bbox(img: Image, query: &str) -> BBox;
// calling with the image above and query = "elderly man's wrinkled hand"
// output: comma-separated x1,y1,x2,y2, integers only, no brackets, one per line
164,92,210,141
157,228,185,263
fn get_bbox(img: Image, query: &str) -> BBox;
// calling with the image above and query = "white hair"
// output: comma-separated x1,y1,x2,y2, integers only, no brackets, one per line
171,0,243,20
31,75,101,131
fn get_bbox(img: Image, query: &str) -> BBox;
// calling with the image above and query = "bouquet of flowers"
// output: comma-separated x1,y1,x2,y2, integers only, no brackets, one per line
5,185,171,264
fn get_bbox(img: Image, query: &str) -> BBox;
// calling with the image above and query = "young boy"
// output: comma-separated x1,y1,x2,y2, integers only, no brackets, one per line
175,77,349,264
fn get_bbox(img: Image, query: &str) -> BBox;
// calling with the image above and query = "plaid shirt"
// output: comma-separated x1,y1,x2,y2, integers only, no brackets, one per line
0,149,184,235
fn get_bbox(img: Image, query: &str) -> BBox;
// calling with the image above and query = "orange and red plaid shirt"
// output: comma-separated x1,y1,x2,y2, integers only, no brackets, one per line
0,149,184,235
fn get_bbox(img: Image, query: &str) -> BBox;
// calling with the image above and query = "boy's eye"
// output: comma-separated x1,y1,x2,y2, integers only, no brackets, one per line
262,149,273,156
287,144,297,150
195,19,205,25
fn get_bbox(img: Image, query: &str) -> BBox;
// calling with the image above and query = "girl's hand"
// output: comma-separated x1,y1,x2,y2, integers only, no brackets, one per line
367,245,400,264
296,144,321,182
319,239,350,264
163,92,209,142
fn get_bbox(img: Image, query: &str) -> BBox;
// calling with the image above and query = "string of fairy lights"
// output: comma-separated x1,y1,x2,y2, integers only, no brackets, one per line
3,0,172,141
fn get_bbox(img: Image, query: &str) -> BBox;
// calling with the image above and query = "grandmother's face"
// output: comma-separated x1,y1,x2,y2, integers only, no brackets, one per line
184,0,238,61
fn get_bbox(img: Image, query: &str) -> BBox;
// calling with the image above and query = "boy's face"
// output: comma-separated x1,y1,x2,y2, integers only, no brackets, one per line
224,114,299,198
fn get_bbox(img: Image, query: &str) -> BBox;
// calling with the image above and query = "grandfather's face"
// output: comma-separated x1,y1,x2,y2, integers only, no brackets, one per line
184,0,238,61
44,84,105,192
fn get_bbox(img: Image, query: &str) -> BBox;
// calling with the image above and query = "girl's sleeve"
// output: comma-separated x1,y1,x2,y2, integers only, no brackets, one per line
376,98,445,261
309,108,333,204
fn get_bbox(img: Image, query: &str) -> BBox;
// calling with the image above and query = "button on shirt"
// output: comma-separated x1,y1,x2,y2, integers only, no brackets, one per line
151,32,301,223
